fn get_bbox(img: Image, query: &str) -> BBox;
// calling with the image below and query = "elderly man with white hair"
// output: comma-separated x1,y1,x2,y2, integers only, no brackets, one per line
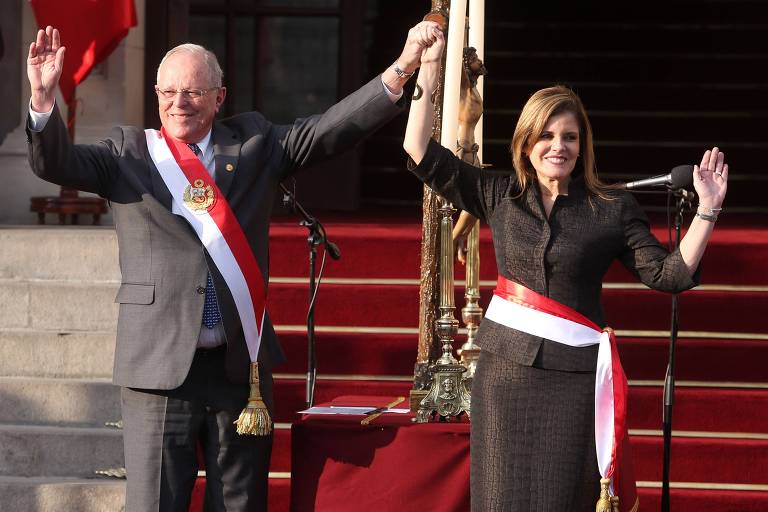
26,21,439,512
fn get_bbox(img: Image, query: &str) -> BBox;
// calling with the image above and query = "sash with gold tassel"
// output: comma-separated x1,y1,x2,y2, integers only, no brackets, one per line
145,127,271,436
486,277,639,512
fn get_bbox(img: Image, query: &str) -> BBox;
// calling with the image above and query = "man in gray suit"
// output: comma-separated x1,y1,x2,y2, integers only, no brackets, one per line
26,21,440,512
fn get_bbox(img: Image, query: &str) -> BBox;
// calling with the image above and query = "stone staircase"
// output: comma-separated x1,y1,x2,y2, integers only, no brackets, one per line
0,227,125,512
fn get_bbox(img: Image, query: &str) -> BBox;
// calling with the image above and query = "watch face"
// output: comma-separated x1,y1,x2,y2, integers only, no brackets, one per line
395,66,412,78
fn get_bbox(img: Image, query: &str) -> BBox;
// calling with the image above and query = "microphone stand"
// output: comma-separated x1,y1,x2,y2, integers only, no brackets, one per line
661,186,695,512
280,182,340,408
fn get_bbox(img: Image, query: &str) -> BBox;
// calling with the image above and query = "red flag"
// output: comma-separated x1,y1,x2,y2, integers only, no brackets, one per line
30,0,137,106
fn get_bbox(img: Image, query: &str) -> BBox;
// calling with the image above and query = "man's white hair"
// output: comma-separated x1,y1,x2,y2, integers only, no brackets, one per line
156,44,223,88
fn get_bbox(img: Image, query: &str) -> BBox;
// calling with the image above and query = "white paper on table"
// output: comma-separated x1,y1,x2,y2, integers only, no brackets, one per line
298,406,411,415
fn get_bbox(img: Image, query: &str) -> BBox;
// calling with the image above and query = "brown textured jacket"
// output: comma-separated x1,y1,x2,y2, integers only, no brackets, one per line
409,140,698,371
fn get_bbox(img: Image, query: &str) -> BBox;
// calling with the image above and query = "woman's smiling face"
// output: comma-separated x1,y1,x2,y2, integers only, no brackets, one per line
527,111,580,184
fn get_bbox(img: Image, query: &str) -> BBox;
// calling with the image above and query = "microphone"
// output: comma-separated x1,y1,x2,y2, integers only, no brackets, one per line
623,165,694,190
325,241,341,260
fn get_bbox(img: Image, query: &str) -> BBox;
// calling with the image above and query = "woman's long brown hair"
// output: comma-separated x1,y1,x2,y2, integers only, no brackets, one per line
510,85,613,199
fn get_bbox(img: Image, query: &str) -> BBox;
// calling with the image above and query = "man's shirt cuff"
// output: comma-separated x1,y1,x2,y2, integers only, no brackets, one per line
381,77,403,103
28,99,54,132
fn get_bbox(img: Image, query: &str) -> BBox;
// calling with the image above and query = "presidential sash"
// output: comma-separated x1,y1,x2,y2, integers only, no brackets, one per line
486,277,638,512
144,127,271,435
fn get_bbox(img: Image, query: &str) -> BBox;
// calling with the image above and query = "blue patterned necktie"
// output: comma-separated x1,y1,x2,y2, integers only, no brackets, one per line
203,273,222,329
187,143,202,157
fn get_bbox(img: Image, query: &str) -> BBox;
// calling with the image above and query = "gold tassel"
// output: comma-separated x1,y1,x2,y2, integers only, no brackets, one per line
611,496,620,512
596,478,613,512
234,363,272,436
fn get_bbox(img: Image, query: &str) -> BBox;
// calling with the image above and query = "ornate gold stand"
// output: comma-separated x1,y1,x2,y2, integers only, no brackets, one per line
410,3,450,412
415,198,471,422
455,45,487,385
458,218,482,382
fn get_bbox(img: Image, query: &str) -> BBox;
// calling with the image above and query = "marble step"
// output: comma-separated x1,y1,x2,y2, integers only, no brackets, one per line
0,227,119,282
0,424,123,478
0,377,119,426
0,476,125,512
0,280,118,332
0,330,114,378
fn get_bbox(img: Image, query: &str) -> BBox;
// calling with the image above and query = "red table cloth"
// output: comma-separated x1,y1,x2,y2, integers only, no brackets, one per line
290,396,471,512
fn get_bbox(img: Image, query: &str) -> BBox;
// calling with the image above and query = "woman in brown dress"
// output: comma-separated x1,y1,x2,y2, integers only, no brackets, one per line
403,23,729,511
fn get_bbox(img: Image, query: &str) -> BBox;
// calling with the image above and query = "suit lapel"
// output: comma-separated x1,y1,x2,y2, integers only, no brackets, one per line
212,122,241,198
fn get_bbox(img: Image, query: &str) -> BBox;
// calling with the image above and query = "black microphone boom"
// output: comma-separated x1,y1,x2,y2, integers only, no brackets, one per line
623,165,694,190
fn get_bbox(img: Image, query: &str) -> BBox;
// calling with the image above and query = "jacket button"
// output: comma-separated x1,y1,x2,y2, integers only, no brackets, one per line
196,286,205,294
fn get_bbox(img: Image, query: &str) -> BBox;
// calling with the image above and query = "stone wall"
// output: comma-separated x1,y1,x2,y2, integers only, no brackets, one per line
0,0,146,226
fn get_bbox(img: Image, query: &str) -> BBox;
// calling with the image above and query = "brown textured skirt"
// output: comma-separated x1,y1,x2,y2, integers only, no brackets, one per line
470,349,602,511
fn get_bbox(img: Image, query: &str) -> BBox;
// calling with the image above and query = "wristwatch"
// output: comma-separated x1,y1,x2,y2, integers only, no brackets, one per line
393,62,415,79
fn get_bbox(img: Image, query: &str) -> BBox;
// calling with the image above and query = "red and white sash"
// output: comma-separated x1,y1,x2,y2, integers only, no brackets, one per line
144,128,266,364
485,277,638,511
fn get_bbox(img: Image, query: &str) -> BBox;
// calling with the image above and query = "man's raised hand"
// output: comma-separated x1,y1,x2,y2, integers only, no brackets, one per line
397,21,443,74
28,26,65,112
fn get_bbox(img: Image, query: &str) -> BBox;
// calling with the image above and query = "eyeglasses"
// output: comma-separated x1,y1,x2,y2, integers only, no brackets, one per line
155,87,219,100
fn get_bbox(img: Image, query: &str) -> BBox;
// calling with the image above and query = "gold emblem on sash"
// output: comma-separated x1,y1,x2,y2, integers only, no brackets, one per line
183,179,215,214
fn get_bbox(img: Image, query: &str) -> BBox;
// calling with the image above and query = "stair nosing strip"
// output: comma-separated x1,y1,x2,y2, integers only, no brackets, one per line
196,471,290,479
616,330,768,340
0,476,126,485
488,50,768,60
0,376,114,384
0,328,116,335
273,324,768,341
0,424,123,434
0,278,120,285
269,277,768,294
273,373,412,382
274,325,420,335
491,79,768,90
629,379,768,389
271,373,768,389
490,21,768,32
629,429,768,440
636,481,768,492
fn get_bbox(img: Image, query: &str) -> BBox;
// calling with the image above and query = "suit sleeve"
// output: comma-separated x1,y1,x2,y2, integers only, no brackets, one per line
274,75,404,178
27,104,122,198
406,139,510,224
617,191,700,293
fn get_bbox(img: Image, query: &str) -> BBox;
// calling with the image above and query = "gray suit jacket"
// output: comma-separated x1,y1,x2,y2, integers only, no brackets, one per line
28,75,403,389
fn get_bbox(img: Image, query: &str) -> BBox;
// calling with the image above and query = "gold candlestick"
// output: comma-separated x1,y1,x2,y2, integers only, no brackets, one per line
415,198,471,422
459,217,482,382
411,3,450,412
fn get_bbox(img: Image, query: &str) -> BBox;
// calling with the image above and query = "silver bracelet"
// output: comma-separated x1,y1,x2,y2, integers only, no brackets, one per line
698,205,723,215
695,211,718,222
696,205,722,222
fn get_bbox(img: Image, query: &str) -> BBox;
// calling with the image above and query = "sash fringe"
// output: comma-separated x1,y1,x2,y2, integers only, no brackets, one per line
234,363,272,436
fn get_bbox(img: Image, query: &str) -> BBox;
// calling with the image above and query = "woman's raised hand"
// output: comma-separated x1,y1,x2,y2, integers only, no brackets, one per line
693,147,728,209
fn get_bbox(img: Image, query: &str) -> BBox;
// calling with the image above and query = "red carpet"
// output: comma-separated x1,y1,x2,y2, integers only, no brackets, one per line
267,283,768,333
638,488,768,512
276,331,768,383
268,212,768,285
631,436,768,484
192,213,768,511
